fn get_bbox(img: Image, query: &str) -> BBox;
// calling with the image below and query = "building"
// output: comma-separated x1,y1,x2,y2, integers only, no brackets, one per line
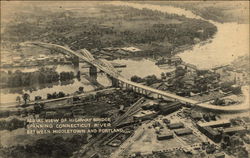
163,118,171,124
158,102,181,115
45,111,59,119
133,110,157,121
141,102,158,110
157,132,174,140
190,112,203,121
167,122,184,129
174,128,193,136
121,47,142,53
214,152,225,158
197,119,231,128
223,126,246,135
180,62,197,73
197,126,222,143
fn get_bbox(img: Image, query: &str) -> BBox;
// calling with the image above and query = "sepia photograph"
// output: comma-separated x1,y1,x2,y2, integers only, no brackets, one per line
0,1,249,158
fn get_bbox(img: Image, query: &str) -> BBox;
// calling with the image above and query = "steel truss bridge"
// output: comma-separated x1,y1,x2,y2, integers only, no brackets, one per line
23,42,249,112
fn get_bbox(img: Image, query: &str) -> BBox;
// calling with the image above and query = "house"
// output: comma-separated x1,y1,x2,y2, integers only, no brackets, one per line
223,126,246,135
133,110,157,121
190,112,203,121
121,47,142,53
158,102,181,115
157,132,174,140
180,75,195,88
197,126,222,143
141,102,158,110
167,122,184,129
174,128,193,136
180,62,197,73
214,152,225,158
197,119,231,128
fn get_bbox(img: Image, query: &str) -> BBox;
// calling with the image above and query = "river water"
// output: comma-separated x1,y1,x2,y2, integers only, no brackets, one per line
1,2,249,104
0,64,95,104
109,2,249,69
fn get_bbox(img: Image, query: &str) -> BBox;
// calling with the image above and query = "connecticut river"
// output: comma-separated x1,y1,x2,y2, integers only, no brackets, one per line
110,2,249,69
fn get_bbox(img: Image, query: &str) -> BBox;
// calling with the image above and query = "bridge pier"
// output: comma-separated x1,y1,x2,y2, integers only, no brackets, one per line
136,87,140,93
138,88,141,94
133,86,137,92
143,89,148,95
139,88,143,94
89,65,97,80
142,90,145,95
136,87,139,93
72,56,80,68
120,81,124,88
133,86,136,92
125,83,129,89
128,85,133,91
110,77,119,87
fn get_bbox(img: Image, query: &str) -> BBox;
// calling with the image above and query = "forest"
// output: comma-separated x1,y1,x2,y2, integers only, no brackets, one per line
1,5,217,56
0,67,75,88
0,135,88,158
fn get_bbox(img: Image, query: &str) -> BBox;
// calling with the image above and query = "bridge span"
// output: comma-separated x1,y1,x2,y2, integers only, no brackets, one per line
23,42,249,112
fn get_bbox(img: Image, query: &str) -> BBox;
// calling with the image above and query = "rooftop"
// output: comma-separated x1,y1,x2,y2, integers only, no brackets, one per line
157,131,173,137
198,119,230,127
174,128,193,135
167,122,184,129
224,126,246,133
121,47,141,52
133,110,157,118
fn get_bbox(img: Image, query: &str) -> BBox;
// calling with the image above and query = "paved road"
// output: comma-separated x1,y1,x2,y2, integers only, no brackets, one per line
23,42,250,112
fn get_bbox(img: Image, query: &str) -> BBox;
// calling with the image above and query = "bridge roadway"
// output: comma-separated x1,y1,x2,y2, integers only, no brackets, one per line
24,42,249,112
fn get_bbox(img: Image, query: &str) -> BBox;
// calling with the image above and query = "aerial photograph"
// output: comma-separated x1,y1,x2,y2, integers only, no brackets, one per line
0,1,249,158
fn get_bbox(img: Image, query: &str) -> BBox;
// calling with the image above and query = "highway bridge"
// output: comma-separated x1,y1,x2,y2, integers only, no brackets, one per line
23,42,249,112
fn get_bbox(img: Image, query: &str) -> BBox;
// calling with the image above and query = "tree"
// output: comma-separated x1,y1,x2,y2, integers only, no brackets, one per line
212,98,225,106
47,93,52,99
8,118,25,131
161,72,166,80
35,96,42,101
16,96,21,104
52,92,58,99
34,103,44,114
58,92,65,98
145,75,158,85
22,93,30,105
131,75,143,83
175,66,186,77
77,71,81,79
78,87,84,93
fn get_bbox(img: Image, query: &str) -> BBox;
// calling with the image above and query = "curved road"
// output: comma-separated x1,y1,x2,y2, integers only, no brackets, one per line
23,42,250,112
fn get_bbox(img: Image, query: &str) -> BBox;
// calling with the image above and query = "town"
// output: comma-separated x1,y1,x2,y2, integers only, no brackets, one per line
0,1,249,158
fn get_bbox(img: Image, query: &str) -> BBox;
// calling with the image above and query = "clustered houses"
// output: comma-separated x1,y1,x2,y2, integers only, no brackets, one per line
0,53,72,68
153,57,246,100
95,46,143,60
163,65,221,97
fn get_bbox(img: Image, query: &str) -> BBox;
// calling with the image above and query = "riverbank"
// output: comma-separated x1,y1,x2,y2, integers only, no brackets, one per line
113,2,248,70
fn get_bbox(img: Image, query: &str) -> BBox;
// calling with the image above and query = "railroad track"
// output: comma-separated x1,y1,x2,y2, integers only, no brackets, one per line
72,97,145,158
